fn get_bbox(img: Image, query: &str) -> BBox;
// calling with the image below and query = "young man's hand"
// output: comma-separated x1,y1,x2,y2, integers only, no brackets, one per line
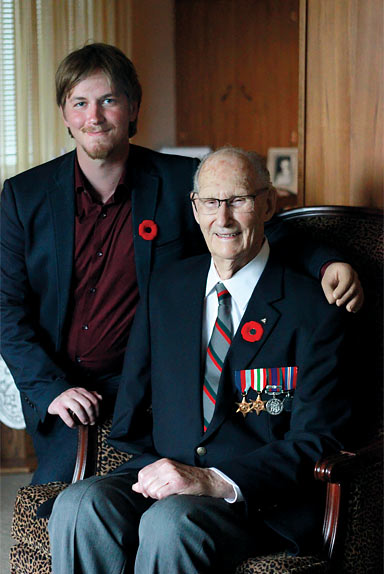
322,262,364,312
48,388,103,428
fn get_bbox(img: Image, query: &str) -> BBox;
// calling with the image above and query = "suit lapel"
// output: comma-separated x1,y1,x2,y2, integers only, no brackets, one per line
168,257,210,440
48,152,76,346
229,257,284,370
203,254,284,440
131,160,160,295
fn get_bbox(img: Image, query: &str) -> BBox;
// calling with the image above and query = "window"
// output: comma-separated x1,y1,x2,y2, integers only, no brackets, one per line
0,0,129,185
0,0,16,178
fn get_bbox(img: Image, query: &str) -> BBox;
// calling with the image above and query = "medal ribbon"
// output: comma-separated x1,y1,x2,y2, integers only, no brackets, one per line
235,366,298,394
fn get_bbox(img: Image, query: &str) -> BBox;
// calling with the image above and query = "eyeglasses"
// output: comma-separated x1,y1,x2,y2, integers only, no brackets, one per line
191,189,269,215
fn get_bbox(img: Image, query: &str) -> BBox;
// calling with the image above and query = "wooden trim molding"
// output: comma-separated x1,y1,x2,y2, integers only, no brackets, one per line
298,0,307,206
277,204,383,221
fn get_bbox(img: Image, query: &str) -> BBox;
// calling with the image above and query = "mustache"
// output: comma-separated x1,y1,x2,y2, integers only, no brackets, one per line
81,127,110,134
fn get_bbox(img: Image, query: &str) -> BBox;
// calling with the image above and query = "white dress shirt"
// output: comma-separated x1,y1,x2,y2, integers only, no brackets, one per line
204,239,270,502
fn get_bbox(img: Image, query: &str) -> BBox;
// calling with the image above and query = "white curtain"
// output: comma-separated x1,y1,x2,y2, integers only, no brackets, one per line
0,0,131,183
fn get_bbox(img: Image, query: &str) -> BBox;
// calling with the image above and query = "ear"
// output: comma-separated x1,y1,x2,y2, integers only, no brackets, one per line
60,105,69,128
129,100,139,123
190,192,200,225
263,187,277,223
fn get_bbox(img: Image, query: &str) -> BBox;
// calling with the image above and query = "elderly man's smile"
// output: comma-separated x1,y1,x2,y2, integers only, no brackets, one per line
214,231,241,239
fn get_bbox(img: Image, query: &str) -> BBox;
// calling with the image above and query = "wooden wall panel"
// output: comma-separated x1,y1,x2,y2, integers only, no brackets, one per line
130,0,177,149
1,423,36,473
175,0,299,158
303,0,383,207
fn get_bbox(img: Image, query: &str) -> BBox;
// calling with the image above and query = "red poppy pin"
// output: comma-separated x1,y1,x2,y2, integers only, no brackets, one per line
139,220,158,241
241,321,264,343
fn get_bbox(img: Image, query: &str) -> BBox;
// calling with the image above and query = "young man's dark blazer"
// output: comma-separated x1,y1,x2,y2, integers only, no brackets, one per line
0,144,204,483
109,252,351,555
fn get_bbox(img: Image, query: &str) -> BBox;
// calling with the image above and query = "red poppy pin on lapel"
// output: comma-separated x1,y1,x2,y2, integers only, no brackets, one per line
241,321,264,342
139,220,158,240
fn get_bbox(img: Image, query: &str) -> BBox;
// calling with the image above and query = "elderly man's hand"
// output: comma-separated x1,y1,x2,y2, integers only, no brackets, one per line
48,388,103,428
132,458,234,500
321,262,364,313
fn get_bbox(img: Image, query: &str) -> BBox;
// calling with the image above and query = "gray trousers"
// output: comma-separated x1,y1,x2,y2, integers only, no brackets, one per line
48,472,282,574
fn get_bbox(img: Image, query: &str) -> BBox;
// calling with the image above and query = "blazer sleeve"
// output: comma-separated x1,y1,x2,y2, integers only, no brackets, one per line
0,180,72,427
265,217,346,279
108,290,159,469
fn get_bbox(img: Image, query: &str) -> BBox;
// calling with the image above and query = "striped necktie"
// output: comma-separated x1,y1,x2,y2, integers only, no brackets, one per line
203,282,233,431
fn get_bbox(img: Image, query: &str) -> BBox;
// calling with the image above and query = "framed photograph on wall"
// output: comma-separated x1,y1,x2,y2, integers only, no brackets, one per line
267,147,298,194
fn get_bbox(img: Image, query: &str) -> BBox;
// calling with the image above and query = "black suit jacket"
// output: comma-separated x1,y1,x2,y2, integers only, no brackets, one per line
110,253,352,554
0,145,204,482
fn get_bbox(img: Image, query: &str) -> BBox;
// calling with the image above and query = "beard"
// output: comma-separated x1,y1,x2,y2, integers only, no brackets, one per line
79,128,117,160
81,142,114,160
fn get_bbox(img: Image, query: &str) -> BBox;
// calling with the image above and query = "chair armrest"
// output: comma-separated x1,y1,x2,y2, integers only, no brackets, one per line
314,438,383,483
314,438,383,560
71,426,89,483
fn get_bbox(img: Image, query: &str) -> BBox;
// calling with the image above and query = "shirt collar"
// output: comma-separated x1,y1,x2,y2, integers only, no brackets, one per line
205,239,270,311
74,154,130,216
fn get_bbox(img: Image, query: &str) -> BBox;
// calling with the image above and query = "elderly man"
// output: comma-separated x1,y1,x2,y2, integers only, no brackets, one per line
49,147,352,573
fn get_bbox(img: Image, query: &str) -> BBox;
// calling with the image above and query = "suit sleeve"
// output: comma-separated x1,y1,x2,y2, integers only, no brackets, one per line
0,180,71,427
265,217,345,279
217,307,352,506
108,288,159,469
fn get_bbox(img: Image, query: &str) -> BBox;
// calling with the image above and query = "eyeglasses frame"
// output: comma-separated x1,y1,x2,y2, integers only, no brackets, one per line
190,187,271,213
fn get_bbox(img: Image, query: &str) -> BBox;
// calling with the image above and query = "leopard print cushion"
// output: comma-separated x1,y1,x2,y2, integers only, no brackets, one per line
235,552,329,573
95,417,132,476
11,482,67,554
10,418,132,568
10,542,51,574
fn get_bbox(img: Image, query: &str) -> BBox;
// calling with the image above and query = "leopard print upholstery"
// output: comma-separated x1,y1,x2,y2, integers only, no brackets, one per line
9,208,383,574
11,482,67,555
284,212,383,267
10,543,51,574
337,461,383,573
95,417,132,475
282,210,383,443
9,420,133,574
235,552,329,573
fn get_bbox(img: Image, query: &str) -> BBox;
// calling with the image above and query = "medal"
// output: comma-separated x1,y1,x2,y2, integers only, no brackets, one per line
234,367,298,417
236,394,253,418
265,396,284,415
250,393,265,416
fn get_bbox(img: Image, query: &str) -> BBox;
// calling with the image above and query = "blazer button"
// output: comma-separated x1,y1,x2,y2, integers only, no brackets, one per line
196,446,207,456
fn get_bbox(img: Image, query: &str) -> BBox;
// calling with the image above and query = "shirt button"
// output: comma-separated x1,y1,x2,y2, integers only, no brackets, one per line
75,356,82,363
97,251,103,257
101,212,107,218
89,287,96,294
196,446,207,456
82,324,89,330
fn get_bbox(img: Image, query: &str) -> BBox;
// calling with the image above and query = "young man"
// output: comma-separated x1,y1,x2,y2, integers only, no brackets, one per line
0,43,203,483
1,44,362,485
49,148,352,573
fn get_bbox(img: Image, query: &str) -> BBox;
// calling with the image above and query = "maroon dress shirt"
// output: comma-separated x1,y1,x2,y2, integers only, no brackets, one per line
65,158,140,376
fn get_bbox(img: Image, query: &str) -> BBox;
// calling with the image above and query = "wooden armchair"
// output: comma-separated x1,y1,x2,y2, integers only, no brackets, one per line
10,206,383,574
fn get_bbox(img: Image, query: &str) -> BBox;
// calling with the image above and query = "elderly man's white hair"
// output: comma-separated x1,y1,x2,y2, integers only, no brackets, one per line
192,146,273,195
